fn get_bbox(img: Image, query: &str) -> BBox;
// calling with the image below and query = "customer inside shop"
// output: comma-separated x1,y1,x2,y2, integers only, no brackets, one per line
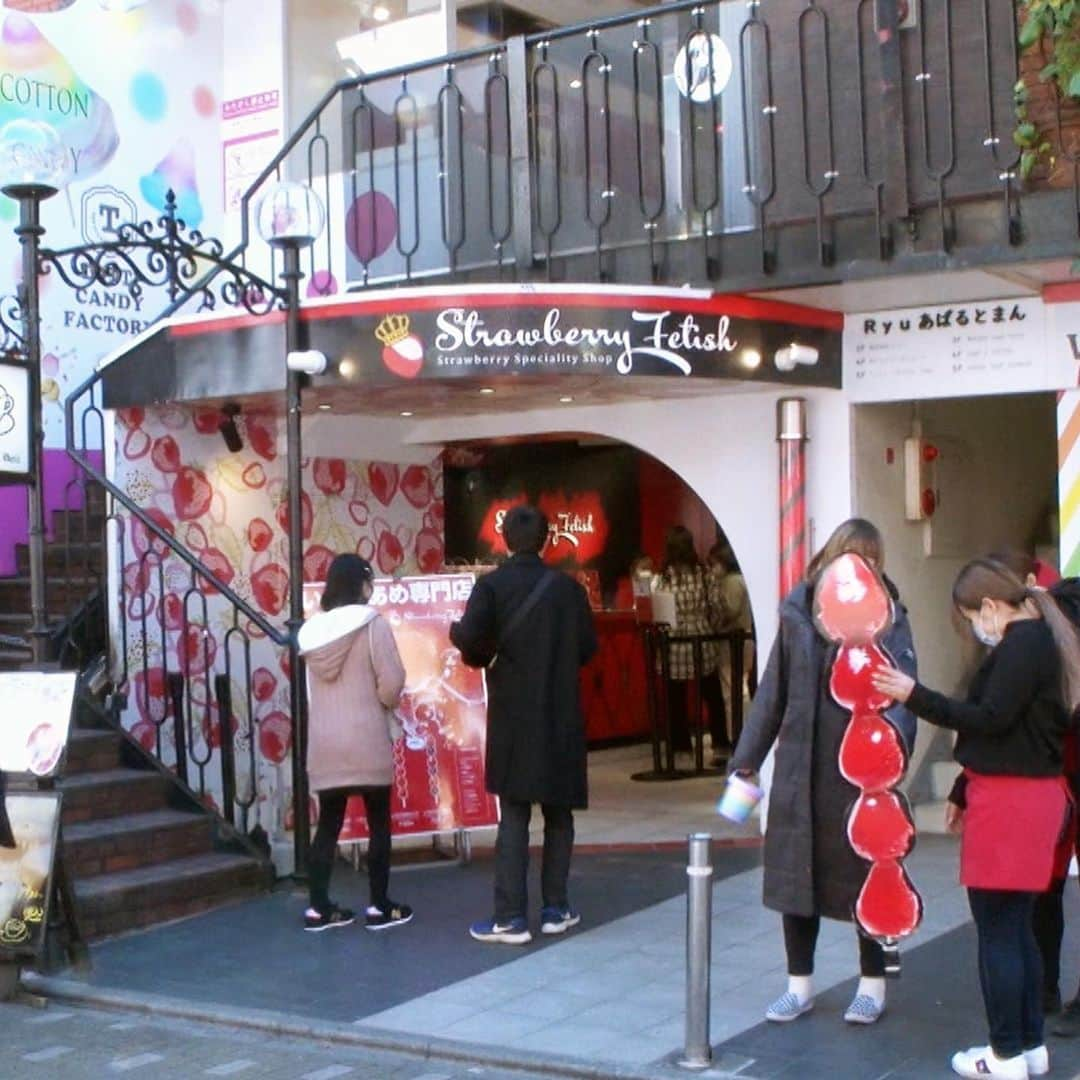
441,437,755,779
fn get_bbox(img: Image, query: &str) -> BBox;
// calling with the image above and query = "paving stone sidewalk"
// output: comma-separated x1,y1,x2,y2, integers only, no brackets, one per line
22,835,1080,1079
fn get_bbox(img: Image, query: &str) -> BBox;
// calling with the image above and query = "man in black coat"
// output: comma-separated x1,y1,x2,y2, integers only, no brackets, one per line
450,505,598,945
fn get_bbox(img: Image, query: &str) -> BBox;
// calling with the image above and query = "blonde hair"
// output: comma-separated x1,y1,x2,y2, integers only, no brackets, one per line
806,518,884,583
953,557,1080,713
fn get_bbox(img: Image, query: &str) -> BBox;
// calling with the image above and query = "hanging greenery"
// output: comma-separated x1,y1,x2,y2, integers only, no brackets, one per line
1014,0,1080,179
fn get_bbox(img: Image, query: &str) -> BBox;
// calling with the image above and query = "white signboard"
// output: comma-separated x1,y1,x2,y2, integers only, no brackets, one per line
0,364,30,477
1046,300,1080,392
843,298,1066,402
0,672,76,777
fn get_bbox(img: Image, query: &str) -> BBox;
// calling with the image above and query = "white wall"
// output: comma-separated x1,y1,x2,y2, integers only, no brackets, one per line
853,393,1058,787
400,386,854,648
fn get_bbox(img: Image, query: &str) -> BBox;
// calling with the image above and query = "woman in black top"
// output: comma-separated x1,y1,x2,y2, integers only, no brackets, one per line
874,558,1080,1080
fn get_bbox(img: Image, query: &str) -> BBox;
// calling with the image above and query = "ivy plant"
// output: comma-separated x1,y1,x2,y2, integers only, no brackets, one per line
1015,0,1080,179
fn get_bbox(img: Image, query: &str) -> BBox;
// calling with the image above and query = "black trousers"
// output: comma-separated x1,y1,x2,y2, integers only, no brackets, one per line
782,913,886,977
969,888,1043,1058
494,799,574,922
308,785,392,913
666,673,729,752
1033,876,1067,995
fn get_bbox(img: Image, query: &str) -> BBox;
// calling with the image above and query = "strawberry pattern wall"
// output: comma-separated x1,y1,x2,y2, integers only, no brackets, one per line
112,405,444,841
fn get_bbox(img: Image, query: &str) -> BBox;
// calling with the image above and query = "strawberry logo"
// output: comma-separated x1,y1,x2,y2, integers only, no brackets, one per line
251,563,289,616
151,435,181,473
247,518,274,552
375,313,424,378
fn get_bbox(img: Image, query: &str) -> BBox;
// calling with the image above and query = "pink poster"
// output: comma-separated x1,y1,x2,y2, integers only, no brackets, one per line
303,575,498,839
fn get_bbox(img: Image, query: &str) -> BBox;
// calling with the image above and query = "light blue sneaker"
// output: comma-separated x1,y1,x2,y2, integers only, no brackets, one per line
765,991,813,1023
843,993,885,1024
540,906,581,935
469,916,532,944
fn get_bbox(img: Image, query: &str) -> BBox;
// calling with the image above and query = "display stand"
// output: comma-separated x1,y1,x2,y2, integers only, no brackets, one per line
633,627,749,783
0,672,87,1003
345,825,480,874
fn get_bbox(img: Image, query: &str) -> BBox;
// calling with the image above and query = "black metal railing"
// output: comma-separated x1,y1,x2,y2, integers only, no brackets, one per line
169,0,1064,303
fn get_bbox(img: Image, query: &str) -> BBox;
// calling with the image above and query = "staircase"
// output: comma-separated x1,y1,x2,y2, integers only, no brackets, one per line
0,493,273,939
61,695,272,939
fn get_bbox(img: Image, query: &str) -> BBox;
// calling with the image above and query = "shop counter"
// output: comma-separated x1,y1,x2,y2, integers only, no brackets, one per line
580,611,650,745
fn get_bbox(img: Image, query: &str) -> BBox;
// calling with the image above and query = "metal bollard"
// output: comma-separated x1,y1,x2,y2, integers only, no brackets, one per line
680,832,713,1070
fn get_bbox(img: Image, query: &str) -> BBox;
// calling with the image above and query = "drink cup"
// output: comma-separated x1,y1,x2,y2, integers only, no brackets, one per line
718,773,764,823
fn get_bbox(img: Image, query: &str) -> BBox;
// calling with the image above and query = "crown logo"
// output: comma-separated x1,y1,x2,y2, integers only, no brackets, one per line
376,314,411,347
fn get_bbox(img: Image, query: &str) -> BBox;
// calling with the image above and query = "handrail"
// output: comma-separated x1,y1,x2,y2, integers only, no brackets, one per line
64,373,289,647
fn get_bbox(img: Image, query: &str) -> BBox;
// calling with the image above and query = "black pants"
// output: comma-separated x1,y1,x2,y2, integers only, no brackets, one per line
1033,876,1067,996
666,673,728,752
494,799,574,922
782,913,886,977
969,887,1043,1058
308,785,391,913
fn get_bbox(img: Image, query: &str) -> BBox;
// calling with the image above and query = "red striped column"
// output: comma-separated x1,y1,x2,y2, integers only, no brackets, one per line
777,398,809,599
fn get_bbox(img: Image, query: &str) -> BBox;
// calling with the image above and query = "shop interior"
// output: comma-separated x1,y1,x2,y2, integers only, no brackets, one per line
435,433,758,848
852,391,1059,811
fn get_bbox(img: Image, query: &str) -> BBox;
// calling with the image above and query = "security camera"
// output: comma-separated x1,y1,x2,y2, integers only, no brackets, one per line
774,343,819,372
286,350,328,375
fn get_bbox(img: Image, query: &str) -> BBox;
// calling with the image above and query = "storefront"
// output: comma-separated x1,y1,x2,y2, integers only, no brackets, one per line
98,281,850,849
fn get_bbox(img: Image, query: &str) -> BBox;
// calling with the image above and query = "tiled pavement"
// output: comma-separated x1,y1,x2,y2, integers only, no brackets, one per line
16,746,1080,1079
0,999,558,1080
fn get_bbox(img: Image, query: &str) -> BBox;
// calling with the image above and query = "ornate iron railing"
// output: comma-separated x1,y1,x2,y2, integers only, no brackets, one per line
168,0,1067,304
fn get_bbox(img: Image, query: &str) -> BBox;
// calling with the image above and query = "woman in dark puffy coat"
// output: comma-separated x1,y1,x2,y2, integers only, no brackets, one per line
730,518,917,1027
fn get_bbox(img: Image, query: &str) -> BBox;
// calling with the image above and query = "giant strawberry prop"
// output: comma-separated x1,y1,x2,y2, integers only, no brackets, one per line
813,553,922,964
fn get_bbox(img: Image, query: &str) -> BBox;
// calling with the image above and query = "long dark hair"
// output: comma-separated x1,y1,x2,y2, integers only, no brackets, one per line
806,518,884,582
320,554,375,611
663,525,701,576
952,557,1080,712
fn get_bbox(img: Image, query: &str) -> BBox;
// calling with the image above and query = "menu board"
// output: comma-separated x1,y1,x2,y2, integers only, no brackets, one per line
0,792,60,957
302,575,499,839
843,298,1061,402
0,672,76,777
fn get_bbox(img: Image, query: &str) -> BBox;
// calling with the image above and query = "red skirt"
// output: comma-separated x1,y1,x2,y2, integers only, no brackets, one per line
960,771,1071,892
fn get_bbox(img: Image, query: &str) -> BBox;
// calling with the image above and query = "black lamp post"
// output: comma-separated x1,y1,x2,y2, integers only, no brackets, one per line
0,121,65,666
255,182,327,875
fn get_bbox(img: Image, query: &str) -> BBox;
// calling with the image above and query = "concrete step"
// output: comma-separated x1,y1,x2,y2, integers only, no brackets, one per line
59,767,173,825
65,728,124,775
16,539,105,577
930,761,962,802
0,575,99,612
73,852,270,939
914,799,952,835
63,808,214,878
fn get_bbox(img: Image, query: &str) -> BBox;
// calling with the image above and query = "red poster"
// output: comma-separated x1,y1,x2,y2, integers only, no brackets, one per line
302,575,499,840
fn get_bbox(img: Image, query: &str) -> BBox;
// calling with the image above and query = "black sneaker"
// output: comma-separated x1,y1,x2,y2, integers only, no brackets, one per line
303,905,355,932
365,901,413,931
1053,996,1080,1037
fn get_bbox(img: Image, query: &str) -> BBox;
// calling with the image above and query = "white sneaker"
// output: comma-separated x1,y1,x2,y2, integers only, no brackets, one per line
1024,1045,1049,1077
765,991,813,1023
843,993,885,1024
951,1045,1029,1079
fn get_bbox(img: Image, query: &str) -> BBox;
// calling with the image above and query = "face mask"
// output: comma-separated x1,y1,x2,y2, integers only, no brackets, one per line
972,615,1001,648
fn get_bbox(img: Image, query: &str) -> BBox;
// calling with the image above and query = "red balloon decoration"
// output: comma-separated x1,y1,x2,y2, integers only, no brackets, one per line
814,554,923,954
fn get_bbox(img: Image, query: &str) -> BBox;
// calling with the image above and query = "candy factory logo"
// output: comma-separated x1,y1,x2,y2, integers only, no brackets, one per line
433,307,737,375
376,314,425,379
80,184,137,246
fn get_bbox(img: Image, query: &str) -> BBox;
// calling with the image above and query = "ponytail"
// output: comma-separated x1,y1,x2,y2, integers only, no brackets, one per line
1027,588,1080,714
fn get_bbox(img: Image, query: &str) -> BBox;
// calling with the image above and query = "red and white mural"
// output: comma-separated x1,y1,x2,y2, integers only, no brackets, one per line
112,404,443,841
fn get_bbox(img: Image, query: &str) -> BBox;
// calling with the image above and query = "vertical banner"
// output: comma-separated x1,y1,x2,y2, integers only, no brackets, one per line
303,575,498,839
1058,390,1080,577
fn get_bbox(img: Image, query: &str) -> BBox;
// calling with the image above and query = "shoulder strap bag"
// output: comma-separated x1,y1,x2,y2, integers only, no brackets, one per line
489,569,558,670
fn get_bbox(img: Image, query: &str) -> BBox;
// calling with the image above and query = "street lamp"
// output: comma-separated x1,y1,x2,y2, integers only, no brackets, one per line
0,119,68,666
256,180,326,876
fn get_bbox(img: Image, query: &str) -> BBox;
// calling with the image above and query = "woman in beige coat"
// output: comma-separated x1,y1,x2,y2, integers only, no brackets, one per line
297,554,410,932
